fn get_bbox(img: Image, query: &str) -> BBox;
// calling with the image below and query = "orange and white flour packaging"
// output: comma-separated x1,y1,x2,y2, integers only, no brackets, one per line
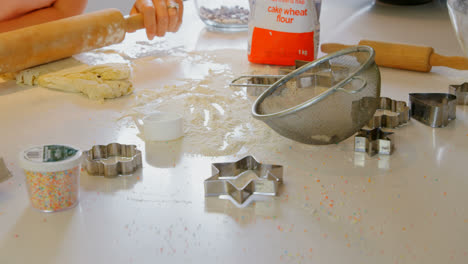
248,0,322,66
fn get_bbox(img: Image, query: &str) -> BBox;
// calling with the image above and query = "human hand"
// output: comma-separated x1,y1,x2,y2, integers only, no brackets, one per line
130,0,183,40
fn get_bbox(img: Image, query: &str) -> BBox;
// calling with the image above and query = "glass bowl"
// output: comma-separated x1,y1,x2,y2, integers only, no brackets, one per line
448,0,468,56
194,0,250,32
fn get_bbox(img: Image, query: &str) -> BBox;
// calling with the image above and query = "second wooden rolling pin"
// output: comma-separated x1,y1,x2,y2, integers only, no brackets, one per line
321,40,468,72
0,9,144,74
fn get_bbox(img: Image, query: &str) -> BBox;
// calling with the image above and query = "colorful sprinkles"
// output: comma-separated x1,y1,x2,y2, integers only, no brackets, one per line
24,166,80,212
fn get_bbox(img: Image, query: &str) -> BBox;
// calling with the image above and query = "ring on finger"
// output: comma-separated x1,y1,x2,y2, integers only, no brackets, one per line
167,1,179,11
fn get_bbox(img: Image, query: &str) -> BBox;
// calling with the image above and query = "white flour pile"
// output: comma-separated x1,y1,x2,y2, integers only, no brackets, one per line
120,50,295,157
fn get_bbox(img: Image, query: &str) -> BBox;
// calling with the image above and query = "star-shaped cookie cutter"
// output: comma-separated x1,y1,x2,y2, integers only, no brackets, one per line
366,97,410,129
409,93,456,128
354,127,394,156
449,83,468,105
204,156,283,207
83,143,142,178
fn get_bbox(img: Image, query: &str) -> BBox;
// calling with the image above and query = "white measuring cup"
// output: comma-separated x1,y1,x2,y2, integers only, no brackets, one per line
136,112,184,141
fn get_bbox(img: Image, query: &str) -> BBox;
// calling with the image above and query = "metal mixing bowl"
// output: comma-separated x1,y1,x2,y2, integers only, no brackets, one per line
252,46,381,145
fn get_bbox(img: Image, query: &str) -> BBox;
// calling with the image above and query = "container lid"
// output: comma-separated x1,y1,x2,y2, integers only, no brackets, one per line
19,144,83,172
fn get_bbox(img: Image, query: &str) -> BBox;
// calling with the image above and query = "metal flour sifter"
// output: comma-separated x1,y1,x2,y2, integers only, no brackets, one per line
251,46,381,145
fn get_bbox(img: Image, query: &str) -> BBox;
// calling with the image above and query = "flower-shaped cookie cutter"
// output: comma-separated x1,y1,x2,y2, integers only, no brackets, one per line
83,143,142,178
204,156,283,207
366,97,410,129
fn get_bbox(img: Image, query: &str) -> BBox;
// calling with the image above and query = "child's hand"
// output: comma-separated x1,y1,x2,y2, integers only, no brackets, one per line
130,0,183,40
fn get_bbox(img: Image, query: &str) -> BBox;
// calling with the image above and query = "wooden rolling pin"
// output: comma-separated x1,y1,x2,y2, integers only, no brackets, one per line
0,9,144,74
321,40,468,72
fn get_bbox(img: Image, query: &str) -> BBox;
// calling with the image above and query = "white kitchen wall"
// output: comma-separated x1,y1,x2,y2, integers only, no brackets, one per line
85,0,132,14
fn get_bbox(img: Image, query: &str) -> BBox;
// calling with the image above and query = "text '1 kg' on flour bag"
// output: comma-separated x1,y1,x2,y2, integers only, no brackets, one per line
248,0,322,66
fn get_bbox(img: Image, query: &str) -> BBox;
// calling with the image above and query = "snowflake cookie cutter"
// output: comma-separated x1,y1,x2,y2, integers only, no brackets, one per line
449,83,468,105
83,143,142,178
204,156,283,207
354,127,394,156
366,97,410,129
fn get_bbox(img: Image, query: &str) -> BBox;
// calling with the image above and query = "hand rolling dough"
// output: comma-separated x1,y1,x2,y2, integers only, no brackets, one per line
16,58,133,100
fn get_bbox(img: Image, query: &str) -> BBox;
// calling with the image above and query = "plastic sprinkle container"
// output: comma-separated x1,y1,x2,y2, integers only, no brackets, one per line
19,145,82,212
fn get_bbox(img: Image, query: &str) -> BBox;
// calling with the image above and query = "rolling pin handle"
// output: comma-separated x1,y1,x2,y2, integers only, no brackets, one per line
429,53,468,71
125,14,145,32
321,39,468,72
320,43,354,54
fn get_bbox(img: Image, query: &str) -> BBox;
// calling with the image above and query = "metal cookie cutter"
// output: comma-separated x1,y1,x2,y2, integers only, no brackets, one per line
0,157,12,182
449,83,468,105
366,97,410,129
230,60,348,96
83,143,142,178
354,127,394,156
204,156,283,206
230,60,309,89
409,93,456,128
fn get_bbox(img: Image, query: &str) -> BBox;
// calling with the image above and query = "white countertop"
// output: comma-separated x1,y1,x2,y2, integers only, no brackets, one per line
1,1,468,263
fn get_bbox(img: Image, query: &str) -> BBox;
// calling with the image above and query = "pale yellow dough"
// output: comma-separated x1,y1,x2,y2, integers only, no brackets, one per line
16,58,133,100
16,58,82,86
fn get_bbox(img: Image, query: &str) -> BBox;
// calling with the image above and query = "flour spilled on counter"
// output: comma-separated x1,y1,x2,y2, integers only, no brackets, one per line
75,30,187,65
119,50,296,157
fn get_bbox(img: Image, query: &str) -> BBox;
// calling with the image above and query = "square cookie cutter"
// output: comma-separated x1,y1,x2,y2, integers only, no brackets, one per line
366,97,410,129
230,60,349,96
354,127,394,156
409,93,456,128
449,83,468,105
204,156,283,207
83,143,142,178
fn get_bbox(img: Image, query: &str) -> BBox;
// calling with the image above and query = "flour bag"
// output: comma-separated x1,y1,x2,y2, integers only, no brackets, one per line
248,0,322,65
